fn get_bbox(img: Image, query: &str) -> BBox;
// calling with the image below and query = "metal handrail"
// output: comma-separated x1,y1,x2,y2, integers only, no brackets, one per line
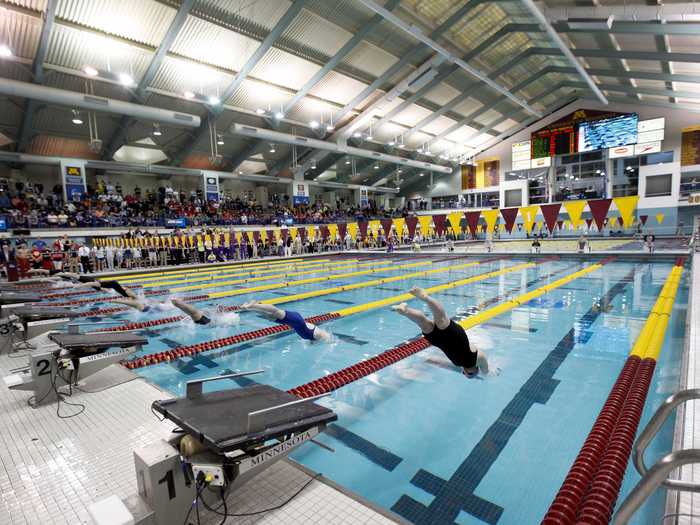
613,449,700,524
633,388,700,492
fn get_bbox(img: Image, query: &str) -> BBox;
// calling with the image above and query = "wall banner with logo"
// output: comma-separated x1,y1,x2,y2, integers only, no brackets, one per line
292,182,310,205
60,159,86,202
202,171,220,201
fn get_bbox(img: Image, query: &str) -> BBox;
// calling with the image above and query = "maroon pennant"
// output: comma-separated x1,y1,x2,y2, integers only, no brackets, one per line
500,207,519,233
556,220,564,230
539,203,562,234
464,211,481,235
433,214,447,236
266,230,274,243
588,198,612,231
337,223,347,239
320,225,330,239
640,215,648,225
585,218,593,229
406,216,418,238
281,228,289,240
380,219,394,236
252,230,260,242
358,221,369,239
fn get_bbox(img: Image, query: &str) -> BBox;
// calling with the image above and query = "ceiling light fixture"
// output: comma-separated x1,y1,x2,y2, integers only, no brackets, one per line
310,120,319,129
256,108,266,115
152,123,162,136
83,66,99,77
71,110,83,125
345,159,350,165
353,131,362,138
326,123,334,132
217,134,224,146
0,45,12,58
184,90,195,100
118,72,134,86
269,143,276,153
274,111,284,119
208,95,221,105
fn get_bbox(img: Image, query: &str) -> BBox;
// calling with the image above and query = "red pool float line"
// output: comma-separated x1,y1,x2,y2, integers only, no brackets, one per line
542,355,641,525
575,358,656,525
76,306,129,317
288,337,432,398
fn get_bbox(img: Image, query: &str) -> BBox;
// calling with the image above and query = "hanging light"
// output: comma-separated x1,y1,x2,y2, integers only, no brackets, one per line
184,90,195,100
0,45,12,58
373,164,379,170
274,111,284,119
269,143,276,153
256,108,266,115
311,161,317,169
71,110,83,125
419,173,425,177
83,66,98,77
152,123,162,136
388,138,396,146
217,134,224,146
309,120,319,129
345,159,350,165
208,95,221,105
118,73,134,86
326,123,334,132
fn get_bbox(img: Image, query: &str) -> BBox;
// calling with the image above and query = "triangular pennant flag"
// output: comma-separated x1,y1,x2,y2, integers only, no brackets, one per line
320,225,329,239
337,223,347,239
500,207,519,233
519,205,539,235
417,215,433,236
588,198,612,231
447,212,463,235
393,218,405,237
380,218,394,236
563,200,587,230
347,223,358,240
433,214,447,236
556,220,564,230
613,196,639,230
539,203,561,234
406,216,418,238
327,223,338,240
368,220,381,236
358,221,369,239
308,226,317,240
464,211,481,235
481,209,499,233
585,218,593,229
259,230,267,242
640,215,648,225
281,228,289,240
656,213,665,224
252,230,260,242
299,227,307,241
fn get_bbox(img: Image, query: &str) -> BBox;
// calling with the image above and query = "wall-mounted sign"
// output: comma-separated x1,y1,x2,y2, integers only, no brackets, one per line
531,156,551,168
511,141,531,171
634,141,662,156
638,117,665,133
60,160,87,202
292,182,310,205
688,193,700,205
202,172,220,202
638,129,664,143
608,145,635,159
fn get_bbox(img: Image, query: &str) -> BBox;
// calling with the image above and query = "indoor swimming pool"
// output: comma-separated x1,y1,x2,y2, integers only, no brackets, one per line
51,254,688,525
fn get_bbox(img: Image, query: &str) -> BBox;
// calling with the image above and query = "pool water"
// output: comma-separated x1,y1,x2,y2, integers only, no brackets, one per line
79,255,687,524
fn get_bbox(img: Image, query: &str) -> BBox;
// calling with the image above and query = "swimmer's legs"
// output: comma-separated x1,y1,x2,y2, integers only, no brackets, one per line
239,301,285,320
409,286,450,329
475,349,489,375
106,297,148,312
391,303,435,333
171,298,206,322
100,280,135,298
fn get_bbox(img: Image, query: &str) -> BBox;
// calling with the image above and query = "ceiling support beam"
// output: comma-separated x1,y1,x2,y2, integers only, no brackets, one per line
171,0,308,166
102,0,195,160
16,0,58,152
519,0,607,105
554,21,700,36
357,0,543,117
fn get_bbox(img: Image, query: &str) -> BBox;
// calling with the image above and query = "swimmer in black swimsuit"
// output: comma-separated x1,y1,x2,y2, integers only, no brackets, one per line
105,297,153,312
392,286,489,377
27,269,135,297
171,298,212,325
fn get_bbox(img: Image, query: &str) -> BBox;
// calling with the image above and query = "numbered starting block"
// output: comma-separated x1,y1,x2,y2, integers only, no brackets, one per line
0,306,80,354
0,292,42,318
90,375,337,525
3,332,146,407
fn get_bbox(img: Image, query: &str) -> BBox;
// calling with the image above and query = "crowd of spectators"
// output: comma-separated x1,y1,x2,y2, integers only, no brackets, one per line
0,178,415,230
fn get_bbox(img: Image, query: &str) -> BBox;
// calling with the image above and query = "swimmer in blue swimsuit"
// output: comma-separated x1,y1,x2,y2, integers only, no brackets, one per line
239,301,331,342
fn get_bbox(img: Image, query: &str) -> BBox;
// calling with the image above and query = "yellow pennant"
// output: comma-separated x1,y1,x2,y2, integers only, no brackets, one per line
368,220,381,235
327,223,338,239
519,205,539,234
259,229,267,242
481,209,499,233
235,232,242,243
563,200,586,230
393,218,406,236
417,215,433,235
347,223,358,240
307,226,315,239
656,213,665,224
447,212,463,235
224,232,230,244
613,196,639,229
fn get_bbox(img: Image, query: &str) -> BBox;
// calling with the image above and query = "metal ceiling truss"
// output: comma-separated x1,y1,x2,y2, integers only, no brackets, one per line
554,21,700,36
102,0,195,160
170,0,308,167
15,0,58,152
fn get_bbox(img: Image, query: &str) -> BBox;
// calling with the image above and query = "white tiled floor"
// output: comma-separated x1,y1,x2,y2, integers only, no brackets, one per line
674,255,700,525
0,353,398,524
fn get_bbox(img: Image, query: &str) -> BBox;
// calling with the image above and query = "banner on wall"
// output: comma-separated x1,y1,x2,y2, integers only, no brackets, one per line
292,182,310,205
60,160,86,202
166,218,186,228
461,159,500,190
202,172,220,202
681,125,700,166
608,145,635,159
634,141,661,156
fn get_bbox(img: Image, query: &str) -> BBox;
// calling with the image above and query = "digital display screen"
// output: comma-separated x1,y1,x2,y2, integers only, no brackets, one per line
578,114,639,152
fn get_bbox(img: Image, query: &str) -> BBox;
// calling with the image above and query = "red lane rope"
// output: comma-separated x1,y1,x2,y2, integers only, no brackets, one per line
288,336,432,398
121,313,341,369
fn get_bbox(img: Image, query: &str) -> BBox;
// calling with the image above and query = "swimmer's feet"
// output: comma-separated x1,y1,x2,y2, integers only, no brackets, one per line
409,286,429,300
391,302,409,314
